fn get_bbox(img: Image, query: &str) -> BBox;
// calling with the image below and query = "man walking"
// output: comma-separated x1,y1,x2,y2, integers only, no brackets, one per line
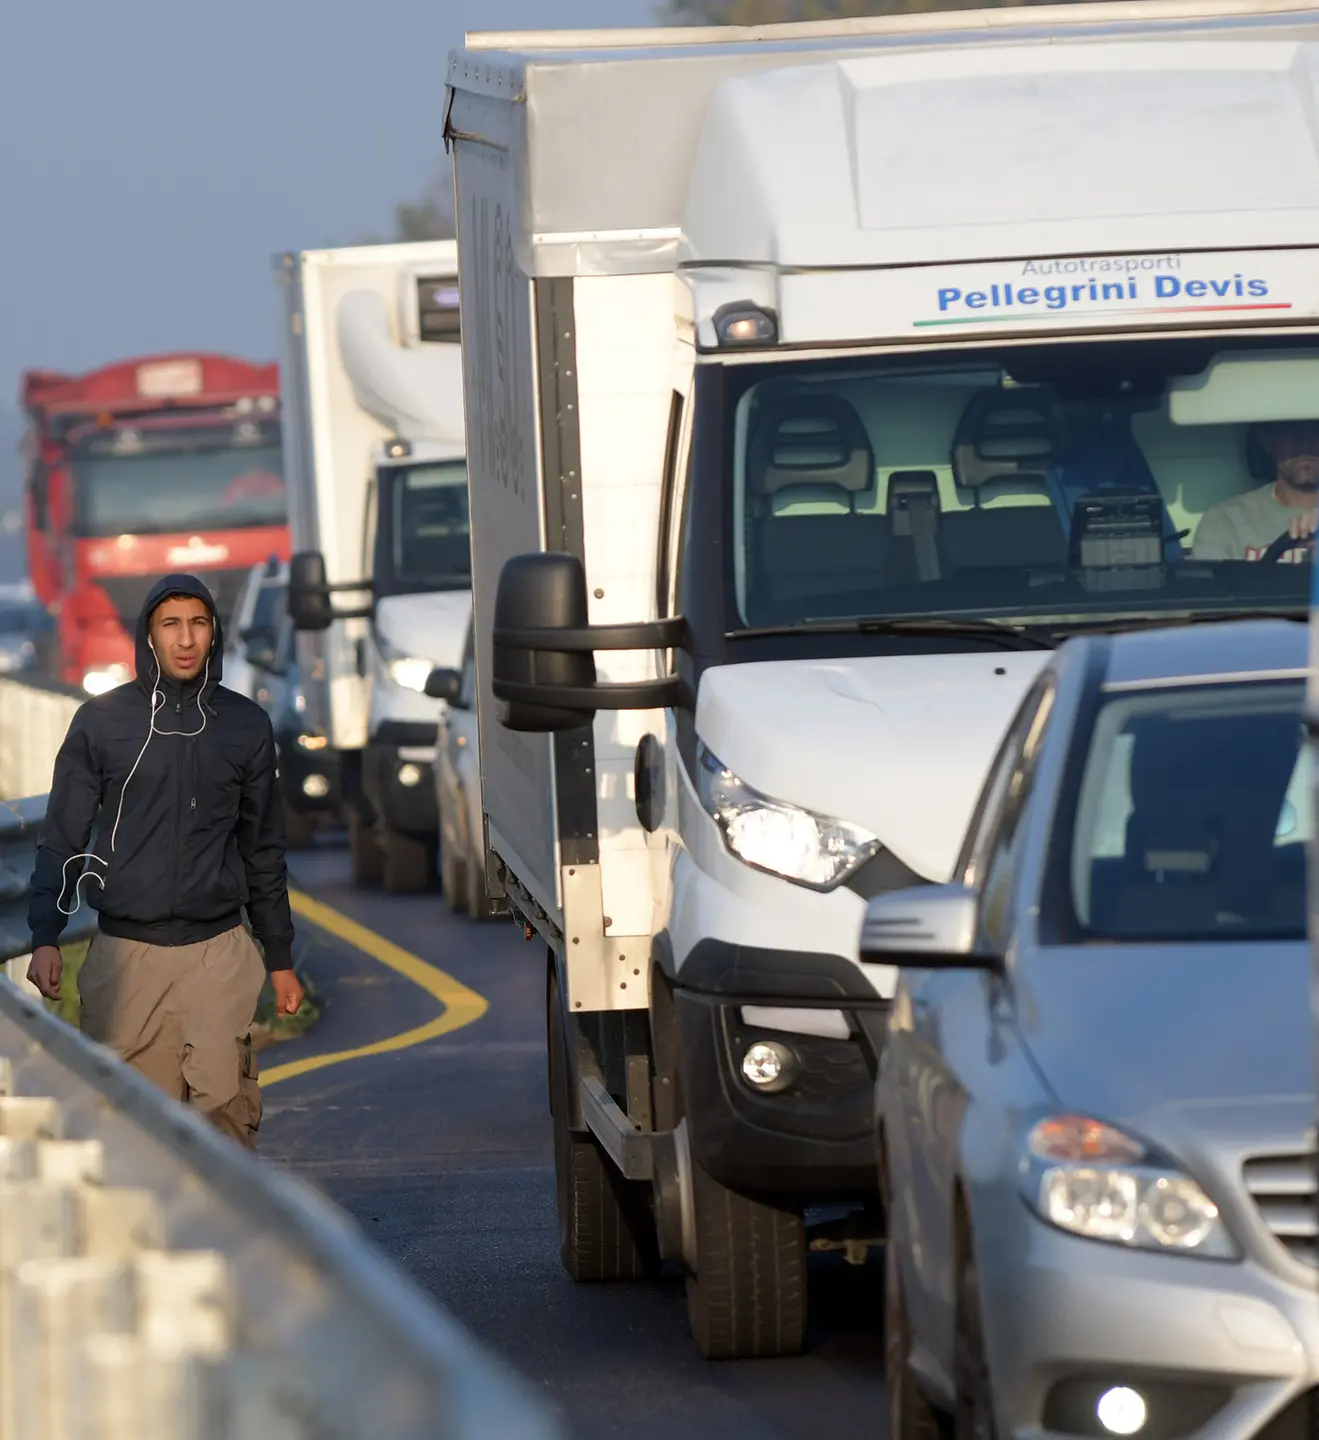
26,573,302,1149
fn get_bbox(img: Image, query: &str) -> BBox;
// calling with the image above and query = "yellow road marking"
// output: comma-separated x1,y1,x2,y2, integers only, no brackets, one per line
259,890,489,1089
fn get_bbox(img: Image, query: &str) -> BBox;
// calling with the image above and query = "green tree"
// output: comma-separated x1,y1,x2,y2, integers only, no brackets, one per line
393,163,456,242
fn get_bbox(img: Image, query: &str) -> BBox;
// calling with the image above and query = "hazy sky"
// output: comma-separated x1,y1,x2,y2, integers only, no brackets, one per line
0,0,655,456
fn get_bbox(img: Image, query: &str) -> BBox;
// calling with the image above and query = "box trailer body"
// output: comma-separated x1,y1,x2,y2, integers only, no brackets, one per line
278,243,473,891
448,0,1319,1359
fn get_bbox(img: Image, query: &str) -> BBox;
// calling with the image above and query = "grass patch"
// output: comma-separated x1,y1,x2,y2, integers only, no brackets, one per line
45,937,322,1050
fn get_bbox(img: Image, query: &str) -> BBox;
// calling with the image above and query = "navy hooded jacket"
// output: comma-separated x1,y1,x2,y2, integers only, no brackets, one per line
28,573,295,970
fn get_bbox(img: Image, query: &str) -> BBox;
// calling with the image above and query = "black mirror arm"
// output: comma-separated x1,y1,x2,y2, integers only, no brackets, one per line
493,616,685,653
494,675,686,711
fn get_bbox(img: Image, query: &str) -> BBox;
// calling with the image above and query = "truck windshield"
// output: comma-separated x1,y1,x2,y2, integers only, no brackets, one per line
376,461,471,596
70,422,286,538
1064,679,1306,941
714,334,1316,639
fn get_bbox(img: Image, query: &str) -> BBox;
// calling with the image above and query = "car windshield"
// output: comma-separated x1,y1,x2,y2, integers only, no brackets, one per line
1066,678,1307,941
725,335,1317,635
379,461,471,594
71,421,286,537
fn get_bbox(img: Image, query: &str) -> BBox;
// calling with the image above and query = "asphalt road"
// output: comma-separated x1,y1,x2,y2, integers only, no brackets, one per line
261,842,886,1440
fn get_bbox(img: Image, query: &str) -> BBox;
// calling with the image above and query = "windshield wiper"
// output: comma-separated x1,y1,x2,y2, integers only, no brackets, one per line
727,617,1057,651
1065,608,1308,636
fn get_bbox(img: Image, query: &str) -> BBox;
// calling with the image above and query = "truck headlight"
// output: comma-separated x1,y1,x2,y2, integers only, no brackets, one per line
1021,1116,1236,1259
695,741,879,890
82,664,131,697
387,656,434,693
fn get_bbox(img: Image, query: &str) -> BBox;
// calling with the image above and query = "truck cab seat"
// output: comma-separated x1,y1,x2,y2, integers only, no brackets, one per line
745,395,889,604
945,389,1068,570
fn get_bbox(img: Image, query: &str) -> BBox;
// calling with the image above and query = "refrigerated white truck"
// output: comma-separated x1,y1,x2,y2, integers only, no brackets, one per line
447,0,1319,1359
279,242,473,891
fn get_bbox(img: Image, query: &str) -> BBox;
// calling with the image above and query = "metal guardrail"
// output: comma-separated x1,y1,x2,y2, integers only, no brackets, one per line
0,793,96,968
0,680,563,1438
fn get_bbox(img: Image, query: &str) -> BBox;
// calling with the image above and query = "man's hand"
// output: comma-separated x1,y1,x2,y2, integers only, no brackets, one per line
270,969,304,1017
1288,510,1317,541
27,946,63,1000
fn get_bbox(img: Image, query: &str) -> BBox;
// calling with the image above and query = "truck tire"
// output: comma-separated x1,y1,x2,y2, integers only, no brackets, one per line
283,798,317,850
380,828,433,894
548,973,658,1282
440,839,466,914
348,812,384,887
685,1158,807,1360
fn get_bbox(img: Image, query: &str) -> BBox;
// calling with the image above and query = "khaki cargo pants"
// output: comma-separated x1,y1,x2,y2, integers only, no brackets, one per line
79,925,266,1149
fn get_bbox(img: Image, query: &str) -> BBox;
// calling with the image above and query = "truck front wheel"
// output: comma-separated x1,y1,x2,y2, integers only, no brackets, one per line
685,1159,807,1360
548,974,658,1282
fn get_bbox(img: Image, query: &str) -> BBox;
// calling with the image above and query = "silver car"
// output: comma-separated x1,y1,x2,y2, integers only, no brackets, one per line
868,619,1317,1440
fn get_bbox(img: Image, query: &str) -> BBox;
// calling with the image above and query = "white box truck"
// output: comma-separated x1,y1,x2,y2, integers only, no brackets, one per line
279,242,473,891
447,0,1319,1358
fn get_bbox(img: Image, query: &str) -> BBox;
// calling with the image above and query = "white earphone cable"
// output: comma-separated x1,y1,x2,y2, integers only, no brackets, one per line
56,641,210,917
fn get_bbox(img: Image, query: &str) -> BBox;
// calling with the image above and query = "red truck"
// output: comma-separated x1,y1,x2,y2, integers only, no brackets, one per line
21,353,289,693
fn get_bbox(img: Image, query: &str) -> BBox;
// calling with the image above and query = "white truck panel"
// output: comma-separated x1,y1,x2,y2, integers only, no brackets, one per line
455,138,561,927
575,276,681,946
448,0,1319,280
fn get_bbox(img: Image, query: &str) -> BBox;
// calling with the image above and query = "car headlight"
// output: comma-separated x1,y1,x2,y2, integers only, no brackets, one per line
82,664,131,697
695,741,879,890
1020,1115,1236,1259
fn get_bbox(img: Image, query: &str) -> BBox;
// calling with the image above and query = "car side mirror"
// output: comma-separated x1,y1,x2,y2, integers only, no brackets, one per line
288,551,333,633
858,884,1000,971
424,667,462,703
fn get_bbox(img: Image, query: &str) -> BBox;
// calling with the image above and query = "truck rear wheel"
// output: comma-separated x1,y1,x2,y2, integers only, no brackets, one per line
685,1158,807,1360
549,973,658,1282
380,828,433,893
348,812,384,887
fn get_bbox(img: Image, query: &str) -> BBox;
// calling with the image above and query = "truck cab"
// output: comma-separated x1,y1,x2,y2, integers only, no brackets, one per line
279,243,472,892
447,2,1318,1360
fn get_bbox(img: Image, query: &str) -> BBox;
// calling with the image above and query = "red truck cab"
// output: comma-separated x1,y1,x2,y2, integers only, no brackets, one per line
22,354,289,693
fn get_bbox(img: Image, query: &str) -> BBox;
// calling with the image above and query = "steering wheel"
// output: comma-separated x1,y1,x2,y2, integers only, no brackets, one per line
1259,529,1315,563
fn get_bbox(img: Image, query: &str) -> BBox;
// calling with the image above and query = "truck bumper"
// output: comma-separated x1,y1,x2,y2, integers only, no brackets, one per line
363,724,438,836
672,939,885,1202
276,731,341,816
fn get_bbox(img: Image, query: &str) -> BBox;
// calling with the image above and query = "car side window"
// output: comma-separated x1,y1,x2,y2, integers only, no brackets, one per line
974,682,1056,952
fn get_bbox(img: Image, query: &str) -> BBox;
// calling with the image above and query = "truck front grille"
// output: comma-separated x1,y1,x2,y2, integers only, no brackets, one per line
1242,1152,1318,1270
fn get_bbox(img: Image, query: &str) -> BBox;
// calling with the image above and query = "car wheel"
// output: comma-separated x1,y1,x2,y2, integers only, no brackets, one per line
685,1157,806,1360
440,833,467,914
885,1240,948,1440
548,970,659,1282
283,797,316,850
347,811,383,887
953,1242,997,1440
465,834,496,920
380,827,433,893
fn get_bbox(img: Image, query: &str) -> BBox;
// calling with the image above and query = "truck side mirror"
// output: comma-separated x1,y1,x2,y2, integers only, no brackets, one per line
492,553,598,733
288,551,333,632
424,667,462,703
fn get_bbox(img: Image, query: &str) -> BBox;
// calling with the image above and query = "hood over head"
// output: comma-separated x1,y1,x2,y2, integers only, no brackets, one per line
135,572,225,696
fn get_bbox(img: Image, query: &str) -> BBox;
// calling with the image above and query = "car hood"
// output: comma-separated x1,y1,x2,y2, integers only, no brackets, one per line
1015,942,1315,1147
375,590,471,666
694,651,1048,881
